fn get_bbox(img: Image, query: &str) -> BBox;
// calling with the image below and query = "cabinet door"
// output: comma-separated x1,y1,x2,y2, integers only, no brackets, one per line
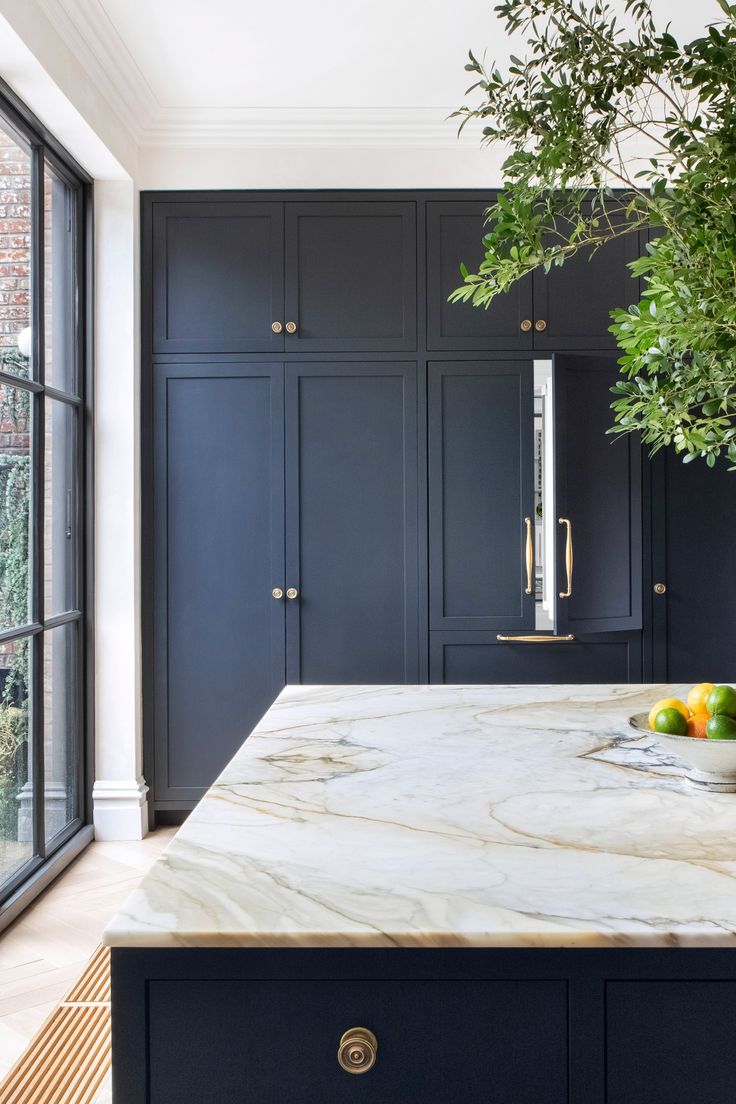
153,364,285,805
152,201,284,354
427,201,533,350
284,202,416,351
429,360,535,630
430,631,641,683
554,353,642,635
532,207,641,349
285,363,419,683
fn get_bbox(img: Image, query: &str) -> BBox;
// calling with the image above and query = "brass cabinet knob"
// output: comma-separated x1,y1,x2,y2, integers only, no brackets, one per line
338,1028,377,1075
535,319,547,331
271,321,283,334
653,582,667,595
520,319,532,332
286,587,299,600
285,321,298,334
271,587,284,600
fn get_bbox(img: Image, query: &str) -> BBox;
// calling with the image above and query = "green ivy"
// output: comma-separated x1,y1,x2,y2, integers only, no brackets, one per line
451,0,736,467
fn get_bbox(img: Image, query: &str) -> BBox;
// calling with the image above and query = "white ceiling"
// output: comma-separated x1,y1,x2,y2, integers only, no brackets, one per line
36,0,714,148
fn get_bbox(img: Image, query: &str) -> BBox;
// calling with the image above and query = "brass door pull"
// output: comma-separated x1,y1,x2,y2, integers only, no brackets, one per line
524,516,533,595
520,319,532,332
535,319,547,331
271,321,283,334
558,517,573,598
497,634,575,643
338,1028,377,1074
271,587,284,600
286,587,299,600
285,321,298,334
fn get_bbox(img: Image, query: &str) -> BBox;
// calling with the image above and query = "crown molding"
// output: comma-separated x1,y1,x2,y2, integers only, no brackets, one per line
37,1,481,151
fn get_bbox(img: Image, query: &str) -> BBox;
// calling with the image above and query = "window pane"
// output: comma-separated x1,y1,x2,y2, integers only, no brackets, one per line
44,399,76,616
0,119,32,381
44,164,76,394
44,623,76,843
0,381,31,629
0,636,31,883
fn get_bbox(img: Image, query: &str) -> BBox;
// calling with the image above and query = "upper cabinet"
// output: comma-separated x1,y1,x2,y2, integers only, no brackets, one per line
151,198,416,354
532,205,641,350
152,202,284,354
426,201,533,351
284,202,416,351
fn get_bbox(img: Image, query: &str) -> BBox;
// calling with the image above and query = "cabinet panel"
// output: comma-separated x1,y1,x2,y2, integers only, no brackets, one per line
153,364,285,804
607,981,736,1104
532,207,641,349
430,631,640,683
149,977,568,1104
285,363,419,683
152,202,284,354
554,353,642,635
284,202,416,351
429,360,535,630
426,201,533,350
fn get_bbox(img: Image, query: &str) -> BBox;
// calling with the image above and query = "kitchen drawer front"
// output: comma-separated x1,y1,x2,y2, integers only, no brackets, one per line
606,981,736,1104
430,631,642,684
148,977,568,1104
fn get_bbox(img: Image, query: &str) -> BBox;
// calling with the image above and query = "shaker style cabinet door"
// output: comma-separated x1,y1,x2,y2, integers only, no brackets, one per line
153,364,285,805
532,204,641,349
151,201,285,353
428,360,535,631
554,353,642,635
426,201,533,350
283,202,417,351
284,362,419,683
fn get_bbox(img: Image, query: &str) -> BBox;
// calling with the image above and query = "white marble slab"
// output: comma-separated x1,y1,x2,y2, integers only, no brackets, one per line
103,684,736,949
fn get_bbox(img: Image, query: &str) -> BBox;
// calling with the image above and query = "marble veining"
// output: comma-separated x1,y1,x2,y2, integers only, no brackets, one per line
103,684,736,949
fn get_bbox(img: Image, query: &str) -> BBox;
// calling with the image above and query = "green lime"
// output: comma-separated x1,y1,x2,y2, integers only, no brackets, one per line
706,714,736,740
654,707,688,736
706,684,736,718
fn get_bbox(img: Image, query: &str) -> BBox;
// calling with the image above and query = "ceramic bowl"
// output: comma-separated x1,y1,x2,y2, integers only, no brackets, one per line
629,712,736,791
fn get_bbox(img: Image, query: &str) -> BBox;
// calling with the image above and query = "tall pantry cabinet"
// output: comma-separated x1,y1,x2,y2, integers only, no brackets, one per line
142,191,649,813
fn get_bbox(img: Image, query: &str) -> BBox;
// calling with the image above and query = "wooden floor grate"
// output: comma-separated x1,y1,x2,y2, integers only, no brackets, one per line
0,945,111,1104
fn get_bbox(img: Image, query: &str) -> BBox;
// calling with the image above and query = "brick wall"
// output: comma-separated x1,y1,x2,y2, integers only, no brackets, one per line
0,129,31,358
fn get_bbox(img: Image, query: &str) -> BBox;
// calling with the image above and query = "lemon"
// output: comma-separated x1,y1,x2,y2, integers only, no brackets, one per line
688,682,715,716
648,697,689,730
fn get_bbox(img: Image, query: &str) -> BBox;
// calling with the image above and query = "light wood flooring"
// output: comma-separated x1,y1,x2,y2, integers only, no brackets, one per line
0,828,176,1100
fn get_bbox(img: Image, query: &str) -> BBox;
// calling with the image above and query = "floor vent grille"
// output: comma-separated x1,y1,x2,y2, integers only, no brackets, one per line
0,946,111,1104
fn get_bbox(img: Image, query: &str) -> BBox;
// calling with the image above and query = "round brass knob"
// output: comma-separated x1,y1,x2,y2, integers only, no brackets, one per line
286,587,298,600
338,1028,377,1075
653,582,667,595
285,321,298,334
271,321,283,334
520,318,532,332
271,587,284,600
535,319,547,332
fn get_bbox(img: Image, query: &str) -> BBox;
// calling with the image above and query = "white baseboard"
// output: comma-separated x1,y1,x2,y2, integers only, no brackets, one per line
93,777,149,840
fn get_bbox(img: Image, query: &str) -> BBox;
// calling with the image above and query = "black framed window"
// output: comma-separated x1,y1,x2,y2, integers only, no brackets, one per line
0,85,90,907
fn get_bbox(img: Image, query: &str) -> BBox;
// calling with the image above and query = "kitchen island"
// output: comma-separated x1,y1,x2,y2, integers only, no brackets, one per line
105,684,736,1102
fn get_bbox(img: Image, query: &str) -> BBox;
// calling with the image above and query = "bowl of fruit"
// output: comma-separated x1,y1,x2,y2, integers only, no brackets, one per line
631,683,736,790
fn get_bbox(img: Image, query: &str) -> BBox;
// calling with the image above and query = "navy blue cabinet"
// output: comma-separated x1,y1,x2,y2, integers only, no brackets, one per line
152,363,285,806
430,631,641,684
285,362,420,684
428,360,535,631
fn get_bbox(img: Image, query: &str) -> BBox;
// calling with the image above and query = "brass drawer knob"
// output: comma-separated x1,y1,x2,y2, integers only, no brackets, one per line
535,319,547,331
520,318,532,332
338,1027,377,1075
271,321,283,334
286,587,299,600
271,587,283,600
285,320,298,334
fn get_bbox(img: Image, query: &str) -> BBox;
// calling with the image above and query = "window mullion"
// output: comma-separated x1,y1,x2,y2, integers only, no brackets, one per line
30,141,45,860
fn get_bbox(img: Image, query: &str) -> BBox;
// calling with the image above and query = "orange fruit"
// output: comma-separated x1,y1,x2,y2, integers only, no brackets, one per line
688,682,715,716
686,713,709,739
648,697,690,730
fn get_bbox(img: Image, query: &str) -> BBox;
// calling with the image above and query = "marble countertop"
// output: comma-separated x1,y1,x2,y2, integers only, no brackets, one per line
103,684,736,949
